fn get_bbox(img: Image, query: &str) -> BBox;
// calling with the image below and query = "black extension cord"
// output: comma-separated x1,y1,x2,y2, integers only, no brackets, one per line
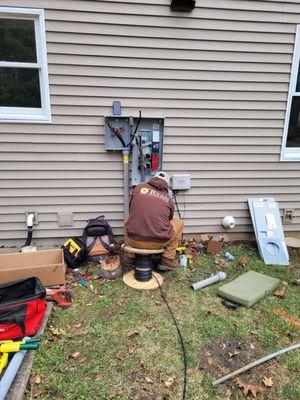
172,190,182,220
153,274,187,400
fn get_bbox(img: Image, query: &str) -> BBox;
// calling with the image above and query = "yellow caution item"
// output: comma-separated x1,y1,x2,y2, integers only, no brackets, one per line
63,238,82,257
176,246,186,254
0,352,9,374
0,338,39,353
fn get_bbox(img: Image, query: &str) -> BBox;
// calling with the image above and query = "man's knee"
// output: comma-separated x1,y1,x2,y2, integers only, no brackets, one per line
171,218,184,230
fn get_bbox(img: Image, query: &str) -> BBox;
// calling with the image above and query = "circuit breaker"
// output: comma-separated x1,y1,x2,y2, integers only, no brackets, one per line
131,118,164,186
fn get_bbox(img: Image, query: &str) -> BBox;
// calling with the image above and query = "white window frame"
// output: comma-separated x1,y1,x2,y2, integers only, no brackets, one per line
0,7,51,123
281,25,300,161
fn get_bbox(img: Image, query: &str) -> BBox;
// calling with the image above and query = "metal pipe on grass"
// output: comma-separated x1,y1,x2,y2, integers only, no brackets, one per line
212,342,300,387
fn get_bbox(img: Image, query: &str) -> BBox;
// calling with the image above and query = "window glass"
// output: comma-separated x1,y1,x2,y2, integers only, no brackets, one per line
0,68,41,108
287,97,300,148
0,18,37,63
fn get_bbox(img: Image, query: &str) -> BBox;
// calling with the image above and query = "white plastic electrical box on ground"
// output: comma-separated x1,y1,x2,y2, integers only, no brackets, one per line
171,174,191,190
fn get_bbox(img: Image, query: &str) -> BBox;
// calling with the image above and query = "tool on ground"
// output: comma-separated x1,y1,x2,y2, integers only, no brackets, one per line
0,277,46,340
46,286,73,307
224,252,235,261
212,342,300,386
0,338,41,353
0,337,31,400
191,271,227,291
0,353,8,374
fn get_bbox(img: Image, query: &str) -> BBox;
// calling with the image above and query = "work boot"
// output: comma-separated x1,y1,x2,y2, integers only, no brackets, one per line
158,256,179,271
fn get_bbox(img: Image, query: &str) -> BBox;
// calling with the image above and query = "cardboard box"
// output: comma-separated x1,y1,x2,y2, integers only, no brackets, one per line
0,249,65,287
202,234,229,254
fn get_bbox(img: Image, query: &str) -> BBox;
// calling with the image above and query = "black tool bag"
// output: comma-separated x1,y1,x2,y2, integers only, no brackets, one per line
62,237,87,269
83,215,116,255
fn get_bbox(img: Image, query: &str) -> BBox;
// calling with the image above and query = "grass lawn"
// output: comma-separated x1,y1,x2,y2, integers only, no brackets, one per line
27,243,300,400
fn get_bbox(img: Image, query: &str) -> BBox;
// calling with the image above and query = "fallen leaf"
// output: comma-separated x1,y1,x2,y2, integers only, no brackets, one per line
238,256,248,267
127,329,139,338
225,389,232,399
251,330,258,336
145,376,153,383
49,327,66,336
292,279,300,285
234,377,243,388
228,350,239,358
164,377,174,388
263,376,273,387
144,322,154,330
94,374,102,382
234,377,264,398
250,343,255,350
30,373,44,385
219,342,227,349
115,352,122,360
31,388,42,398
243,384,264,397
127,343,136,354
70,351,81,360
274,287,287,299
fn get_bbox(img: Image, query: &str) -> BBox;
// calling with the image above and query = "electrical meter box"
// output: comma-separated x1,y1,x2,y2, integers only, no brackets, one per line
104,116,131,151
131,118,164,186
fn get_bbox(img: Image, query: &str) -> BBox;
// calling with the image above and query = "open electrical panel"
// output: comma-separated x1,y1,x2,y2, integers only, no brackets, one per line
104,115,164,186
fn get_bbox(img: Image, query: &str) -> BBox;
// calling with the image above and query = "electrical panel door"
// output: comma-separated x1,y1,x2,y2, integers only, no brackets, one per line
131,118,164,186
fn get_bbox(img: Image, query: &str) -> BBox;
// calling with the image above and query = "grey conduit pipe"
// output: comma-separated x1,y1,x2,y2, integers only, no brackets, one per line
191,272,227,291
0,337,30,400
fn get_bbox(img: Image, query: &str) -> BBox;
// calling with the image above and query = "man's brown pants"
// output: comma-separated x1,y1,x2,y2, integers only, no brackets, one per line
125,218,184,259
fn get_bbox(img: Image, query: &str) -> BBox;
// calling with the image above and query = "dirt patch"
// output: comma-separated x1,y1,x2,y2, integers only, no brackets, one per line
198,336,282,399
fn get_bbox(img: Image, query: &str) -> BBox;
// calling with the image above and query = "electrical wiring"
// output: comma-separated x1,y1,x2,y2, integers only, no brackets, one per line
153,274,188,400
105,111,142,149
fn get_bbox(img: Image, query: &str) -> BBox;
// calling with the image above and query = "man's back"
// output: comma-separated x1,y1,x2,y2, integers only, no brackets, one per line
126,177,174,243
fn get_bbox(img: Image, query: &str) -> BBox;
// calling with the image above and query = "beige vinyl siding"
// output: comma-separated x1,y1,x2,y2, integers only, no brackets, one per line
0,0,300,246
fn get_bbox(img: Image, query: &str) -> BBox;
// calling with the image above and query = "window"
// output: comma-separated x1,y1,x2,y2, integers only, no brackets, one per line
0,7,51,122
281,25,300,161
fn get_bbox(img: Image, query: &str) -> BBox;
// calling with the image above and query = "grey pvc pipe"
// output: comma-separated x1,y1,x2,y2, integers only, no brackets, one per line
122,148,130,219
191,271,227,291
212,342,300,387
0,337,30,400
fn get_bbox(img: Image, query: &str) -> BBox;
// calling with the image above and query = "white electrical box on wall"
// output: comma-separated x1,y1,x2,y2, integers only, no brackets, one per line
171,174,191,190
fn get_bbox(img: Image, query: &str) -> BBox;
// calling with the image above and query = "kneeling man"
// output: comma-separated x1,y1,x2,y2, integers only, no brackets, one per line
125,171,184,270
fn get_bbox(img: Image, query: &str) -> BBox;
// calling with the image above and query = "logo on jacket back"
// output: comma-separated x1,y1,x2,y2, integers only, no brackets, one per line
140,187,169,203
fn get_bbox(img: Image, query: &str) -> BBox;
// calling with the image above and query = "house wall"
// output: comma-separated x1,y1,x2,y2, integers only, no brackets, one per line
0,0,300,246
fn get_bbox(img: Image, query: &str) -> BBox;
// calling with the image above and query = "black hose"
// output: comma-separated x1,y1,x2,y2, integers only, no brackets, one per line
20,226,33,252
153,275,188,400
